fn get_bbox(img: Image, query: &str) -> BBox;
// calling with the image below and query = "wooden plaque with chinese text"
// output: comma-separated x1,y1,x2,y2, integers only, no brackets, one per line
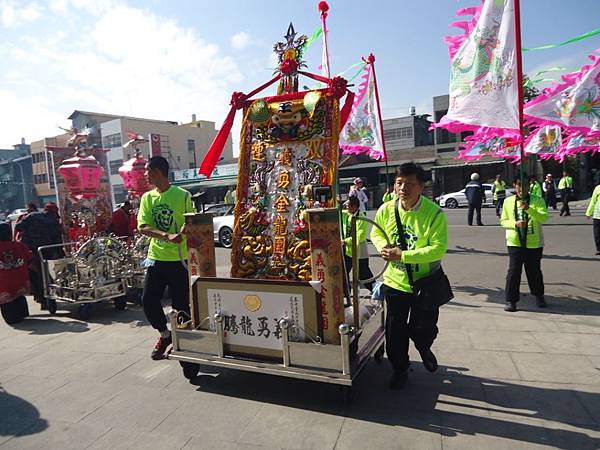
192,277,321,359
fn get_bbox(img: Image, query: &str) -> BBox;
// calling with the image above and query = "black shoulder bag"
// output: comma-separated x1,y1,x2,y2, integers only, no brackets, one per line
394,198,453,308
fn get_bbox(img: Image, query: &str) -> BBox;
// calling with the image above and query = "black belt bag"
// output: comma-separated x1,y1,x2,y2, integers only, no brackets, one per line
412,268,454,308
394,198,453,308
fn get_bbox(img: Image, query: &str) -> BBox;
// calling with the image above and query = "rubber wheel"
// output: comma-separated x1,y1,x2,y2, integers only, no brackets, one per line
78,304,91,321
445,198,458,209
218,226,233,249
47,299,57,315
114,297,127,311
374,345,385,364
180,362,200,380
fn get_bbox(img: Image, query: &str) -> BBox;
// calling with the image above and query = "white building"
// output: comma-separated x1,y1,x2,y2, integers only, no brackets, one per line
92,113,233,205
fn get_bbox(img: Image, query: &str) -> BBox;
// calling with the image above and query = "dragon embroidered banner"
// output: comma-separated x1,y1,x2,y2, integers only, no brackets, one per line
231,90,339,280
339,62,385,160
435,0,519,143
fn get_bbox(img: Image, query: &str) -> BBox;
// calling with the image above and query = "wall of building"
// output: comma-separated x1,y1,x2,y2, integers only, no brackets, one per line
100,115,233,204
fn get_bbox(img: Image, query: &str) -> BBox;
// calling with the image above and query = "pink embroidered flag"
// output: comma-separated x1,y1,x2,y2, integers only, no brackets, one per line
524,50,600,133
339,63,385,160
524,125,562,160
434,0,520,146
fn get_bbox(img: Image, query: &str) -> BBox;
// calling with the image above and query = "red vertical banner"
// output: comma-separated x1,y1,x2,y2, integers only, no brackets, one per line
150,133,162,156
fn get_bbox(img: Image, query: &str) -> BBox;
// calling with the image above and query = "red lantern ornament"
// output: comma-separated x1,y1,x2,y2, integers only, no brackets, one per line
57,149,104,200
118,149,150,198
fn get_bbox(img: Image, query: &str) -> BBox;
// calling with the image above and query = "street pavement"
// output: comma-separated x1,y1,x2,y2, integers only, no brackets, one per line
0,205,599,449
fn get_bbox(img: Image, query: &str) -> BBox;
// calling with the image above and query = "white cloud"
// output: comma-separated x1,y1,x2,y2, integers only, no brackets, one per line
0,3,242,147
230,31,250,50
0,1,43,27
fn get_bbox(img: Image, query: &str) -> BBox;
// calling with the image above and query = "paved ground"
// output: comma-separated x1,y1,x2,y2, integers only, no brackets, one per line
0,205,599,449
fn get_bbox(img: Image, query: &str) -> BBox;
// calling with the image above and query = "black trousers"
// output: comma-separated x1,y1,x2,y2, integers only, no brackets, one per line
344,254,374,291
545,192,557,210
385,287,439,372
142,261,190,332
495,197,505,217
467,203,483,225
505,246,544,303
593,219,600,252
560,189,571,215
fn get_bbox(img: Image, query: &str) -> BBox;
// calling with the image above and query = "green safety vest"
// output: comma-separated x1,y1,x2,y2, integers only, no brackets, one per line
500,194,549,249
493,180,507,200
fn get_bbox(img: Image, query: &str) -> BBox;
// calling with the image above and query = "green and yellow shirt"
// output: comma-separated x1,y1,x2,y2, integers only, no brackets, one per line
371,196,448,294
500,194,548,249
585,184,600,220
137,186,195,261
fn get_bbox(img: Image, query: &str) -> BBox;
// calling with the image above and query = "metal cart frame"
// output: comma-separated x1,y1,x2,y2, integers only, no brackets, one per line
38,240,128,319
169,216,390,393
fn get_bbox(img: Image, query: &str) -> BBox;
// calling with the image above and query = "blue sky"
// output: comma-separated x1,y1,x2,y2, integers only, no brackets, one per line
0,0,598,149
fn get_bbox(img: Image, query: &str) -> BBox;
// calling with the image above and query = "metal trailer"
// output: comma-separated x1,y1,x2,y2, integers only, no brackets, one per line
122,234,149,305
168,216,389,398
38,237,129,320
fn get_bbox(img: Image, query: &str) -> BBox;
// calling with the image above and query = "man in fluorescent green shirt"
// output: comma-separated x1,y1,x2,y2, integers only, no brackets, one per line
341,196,374,291
381,186,395,204
558,170,573,216
138,156,195,360
492,174,507,218
529,175,543,199
371,163,448,389
585,183,600,255
501,176,549,312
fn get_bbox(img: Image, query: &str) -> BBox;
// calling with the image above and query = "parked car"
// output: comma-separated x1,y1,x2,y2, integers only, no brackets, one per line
7,208,28,222
205,203,234,248
436,183,515,209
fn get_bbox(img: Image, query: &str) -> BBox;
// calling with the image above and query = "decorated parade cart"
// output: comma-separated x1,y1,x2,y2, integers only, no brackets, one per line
40,130,129,320
168,10,390,394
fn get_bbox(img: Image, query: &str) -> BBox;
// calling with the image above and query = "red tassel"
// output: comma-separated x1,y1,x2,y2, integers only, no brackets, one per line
318,1,329,14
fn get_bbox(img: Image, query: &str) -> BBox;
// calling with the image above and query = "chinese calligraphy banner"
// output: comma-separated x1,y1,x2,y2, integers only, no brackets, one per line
307,208,345,345
231,89,340,281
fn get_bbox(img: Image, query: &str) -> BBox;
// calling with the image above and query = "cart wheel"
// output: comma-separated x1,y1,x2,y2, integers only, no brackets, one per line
340,385,353,405
180,362,199,380
374,345,385,364
47,299,57,315
78,304,91,321
114,297,127,311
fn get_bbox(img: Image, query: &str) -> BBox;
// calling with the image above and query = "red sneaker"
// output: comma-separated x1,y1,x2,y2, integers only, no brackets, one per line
151,334,172,360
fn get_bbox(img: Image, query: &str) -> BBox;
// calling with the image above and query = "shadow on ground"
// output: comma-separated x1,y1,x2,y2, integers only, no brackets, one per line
0,386,48,442
453,284,600,316
183,362,599,449
448,245,600,263
12,318,90,335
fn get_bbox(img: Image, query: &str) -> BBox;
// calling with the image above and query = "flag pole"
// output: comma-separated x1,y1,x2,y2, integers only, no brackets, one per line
319,2,331,79
367,53,390,189
514,0,528,247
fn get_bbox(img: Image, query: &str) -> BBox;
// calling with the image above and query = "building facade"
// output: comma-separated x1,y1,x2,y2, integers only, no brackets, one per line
0,140,34,212
98,113,233,205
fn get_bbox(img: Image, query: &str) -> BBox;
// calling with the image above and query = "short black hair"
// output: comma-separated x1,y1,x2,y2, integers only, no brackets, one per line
347,196,360,208
27,203,38,211
513,175,523,185
148,156,169,177
395,162,426,184
0,222,11,241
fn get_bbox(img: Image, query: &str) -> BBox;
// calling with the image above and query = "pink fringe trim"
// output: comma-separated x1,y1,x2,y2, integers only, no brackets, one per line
444,1,484,61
